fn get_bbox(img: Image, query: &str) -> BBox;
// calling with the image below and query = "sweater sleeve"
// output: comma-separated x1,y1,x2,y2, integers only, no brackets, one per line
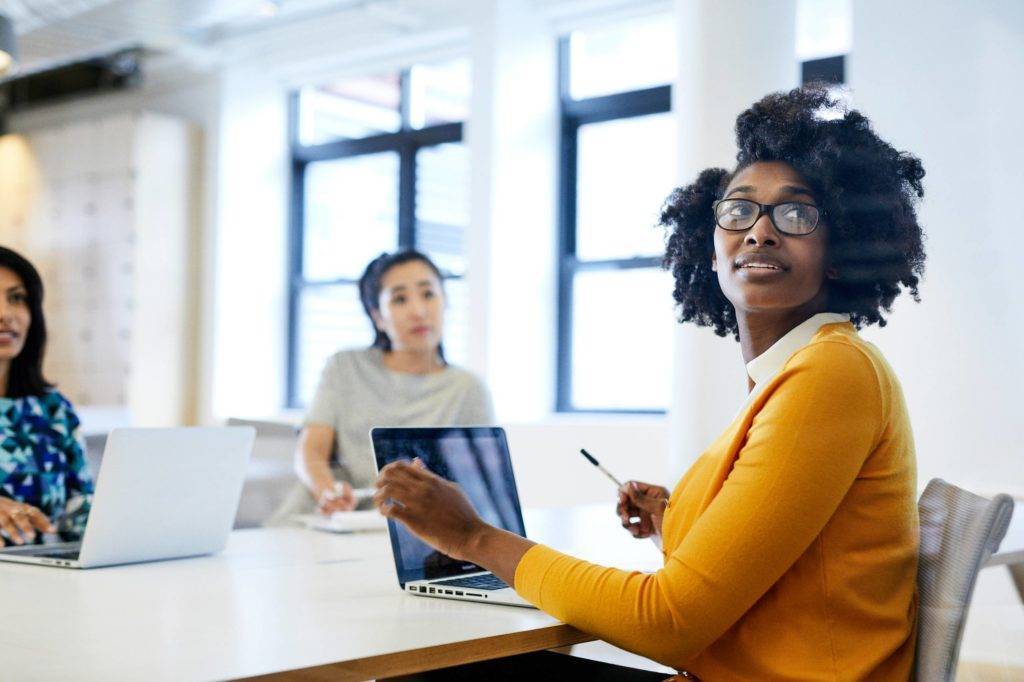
49,394,94,541
456,373,496,425
513,342,884,669
304,354,342,428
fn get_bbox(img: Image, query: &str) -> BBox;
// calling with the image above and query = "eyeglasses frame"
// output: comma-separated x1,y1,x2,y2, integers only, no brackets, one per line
711,198,824,236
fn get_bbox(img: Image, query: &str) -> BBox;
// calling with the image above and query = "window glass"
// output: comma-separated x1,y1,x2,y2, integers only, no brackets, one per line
303,152,399,281
409,58,471,129
415,142,469,276
568,14,676,100
570,268,675,411
298,72,401,145
440,277,469,368
576,112,676,261
295,284,371,404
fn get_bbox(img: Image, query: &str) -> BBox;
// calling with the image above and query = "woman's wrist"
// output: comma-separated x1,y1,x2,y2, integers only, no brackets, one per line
453,519,493,563
457,523,535,587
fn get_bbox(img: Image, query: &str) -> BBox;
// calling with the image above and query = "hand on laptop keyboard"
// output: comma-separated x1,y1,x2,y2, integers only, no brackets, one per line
434,574,509,591
0,499,56,547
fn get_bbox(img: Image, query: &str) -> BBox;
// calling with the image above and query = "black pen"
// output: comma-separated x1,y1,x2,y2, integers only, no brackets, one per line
579,448,625,488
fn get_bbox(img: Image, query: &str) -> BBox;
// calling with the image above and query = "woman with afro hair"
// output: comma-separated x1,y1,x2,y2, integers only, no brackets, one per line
372,85,926,680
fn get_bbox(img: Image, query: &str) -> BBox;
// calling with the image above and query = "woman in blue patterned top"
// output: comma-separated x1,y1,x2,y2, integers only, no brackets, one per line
0,247,93,547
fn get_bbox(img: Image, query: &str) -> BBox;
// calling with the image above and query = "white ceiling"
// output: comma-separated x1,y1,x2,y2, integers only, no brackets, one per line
0,0,444,77
0,0,660,79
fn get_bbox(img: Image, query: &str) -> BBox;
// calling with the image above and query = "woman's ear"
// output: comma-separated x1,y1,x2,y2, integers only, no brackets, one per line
370,309,385,332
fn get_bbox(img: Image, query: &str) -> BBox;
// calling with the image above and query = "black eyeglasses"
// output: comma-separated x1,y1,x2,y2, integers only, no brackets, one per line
712,198,822,236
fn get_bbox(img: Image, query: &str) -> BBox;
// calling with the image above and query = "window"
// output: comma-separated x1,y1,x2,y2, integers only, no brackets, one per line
288,59,471,407
556,16,677,413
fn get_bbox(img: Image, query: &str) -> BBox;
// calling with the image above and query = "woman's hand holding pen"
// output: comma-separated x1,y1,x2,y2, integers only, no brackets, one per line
617,481,670,545
317,481,357,514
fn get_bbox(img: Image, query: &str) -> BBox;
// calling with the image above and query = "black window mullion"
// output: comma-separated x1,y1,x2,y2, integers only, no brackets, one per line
399,140,416,249
562,85,671,123
286,154,306,407
294,123,463,163
556,36,577,412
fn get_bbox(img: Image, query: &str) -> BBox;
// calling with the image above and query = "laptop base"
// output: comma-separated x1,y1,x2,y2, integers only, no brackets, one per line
405,574,535,608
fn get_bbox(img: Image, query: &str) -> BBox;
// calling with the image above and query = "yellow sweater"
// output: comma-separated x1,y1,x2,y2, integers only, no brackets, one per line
515,323,919,680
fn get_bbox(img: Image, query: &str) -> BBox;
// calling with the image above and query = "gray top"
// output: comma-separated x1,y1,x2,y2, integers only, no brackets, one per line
305,348,495,489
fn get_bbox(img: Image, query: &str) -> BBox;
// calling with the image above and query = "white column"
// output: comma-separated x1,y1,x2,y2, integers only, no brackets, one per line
850,0,1024,498
467,1,559,421
668,0,797,474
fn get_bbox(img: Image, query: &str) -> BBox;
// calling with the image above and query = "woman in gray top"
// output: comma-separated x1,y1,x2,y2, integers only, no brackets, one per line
292,250,494,515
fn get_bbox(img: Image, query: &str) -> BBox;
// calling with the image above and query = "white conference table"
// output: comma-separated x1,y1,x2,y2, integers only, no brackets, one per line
0,506,662,681
2,503,1020,681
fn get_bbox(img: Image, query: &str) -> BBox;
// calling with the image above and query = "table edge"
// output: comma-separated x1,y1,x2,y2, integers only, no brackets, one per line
236,623,594,681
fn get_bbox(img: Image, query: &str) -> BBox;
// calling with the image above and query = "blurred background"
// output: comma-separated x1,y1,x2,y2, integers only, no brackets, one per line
0,0,1020,676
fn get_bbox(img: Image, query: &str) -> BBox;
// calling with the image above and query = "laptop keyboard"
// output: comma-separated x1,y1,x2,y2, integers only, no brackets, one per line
433,574,508,591
41,550,81,560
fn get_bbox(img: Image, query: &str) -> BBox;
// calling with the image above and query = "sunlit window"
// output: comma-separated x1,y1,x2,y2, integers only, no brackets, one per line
557,15,677,413
289,59,471,407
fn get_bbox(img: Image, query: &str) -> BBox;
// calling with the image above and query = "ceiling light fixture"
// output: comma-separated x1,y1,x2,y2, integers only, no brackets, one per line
257,0,281,18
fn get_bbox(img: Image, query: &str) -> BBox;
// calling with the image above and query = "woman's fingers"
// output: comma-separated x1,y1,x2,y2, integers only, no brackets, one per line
318,495,355,514
26,506,56,533
0,502,54,544
373,480,420,514
379,498,412,522
0,514,24,545
11,511,37,541
627,482,668,514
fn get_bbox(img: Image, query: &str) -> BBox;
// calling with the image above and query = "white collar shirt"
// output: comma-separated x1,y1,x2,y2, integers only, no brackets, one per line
743,312,852,407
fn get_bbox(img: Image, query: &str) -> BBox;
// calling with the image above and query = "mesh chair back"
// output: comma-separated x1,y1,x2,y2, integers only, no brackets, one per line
226,418,300,528
915,478,1014,681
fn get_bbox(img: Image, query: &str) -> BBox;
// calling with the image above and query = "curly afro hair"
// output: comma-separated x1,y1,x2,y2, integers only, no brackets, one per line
660,85,926,339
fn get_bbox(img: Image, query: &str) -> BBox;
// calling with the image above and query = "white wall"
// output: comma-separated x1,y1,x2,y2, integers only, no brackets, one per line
507,416,669,508
467,0,558,421
8,71,221,428
850,0,1024,498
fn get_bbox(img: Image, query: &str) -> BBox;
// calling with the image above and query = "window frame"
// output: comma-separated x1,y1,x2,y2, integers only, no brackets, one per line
555,36,673,414
286,69,464,408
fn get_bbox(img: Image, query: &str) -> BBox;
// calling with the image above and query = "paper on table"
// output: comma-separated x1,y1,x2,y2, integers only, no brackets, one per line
294,510,388,534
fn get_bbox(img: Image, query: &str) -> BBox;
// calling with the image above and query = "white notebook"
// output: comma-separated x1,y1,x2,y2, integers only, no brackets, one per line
293,510,388,534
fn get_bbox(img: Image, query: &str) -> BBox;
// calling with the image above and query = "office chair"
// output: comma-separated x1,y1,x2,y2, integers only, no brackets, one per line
226,418,300,528
915,478,1014,681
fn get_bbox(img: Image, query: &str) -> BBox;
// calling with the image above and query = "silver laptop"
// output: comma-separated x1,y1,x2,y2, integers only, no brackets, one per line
0,426,254,569
371,426,534,608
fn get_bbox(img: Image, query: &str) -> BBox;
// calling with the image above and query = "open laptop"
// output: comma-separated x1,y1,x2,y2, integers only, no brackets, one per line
371,426,534,608
0,426,254,569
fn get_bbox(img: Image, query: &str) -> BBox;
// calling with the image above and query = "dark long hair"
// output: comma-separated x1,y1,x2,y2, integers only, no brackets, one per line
0,247,54,397
358,249,446,360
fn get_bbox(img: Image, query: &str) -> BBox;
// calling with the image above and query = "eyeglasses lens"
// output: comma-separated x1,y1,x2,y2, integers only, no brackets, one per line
772,203,819,235
715,199,819,235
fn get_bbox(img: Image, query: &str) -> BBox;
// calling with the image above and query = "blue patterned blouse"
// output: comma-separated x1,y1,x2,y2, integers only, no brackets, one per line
0,391,93,541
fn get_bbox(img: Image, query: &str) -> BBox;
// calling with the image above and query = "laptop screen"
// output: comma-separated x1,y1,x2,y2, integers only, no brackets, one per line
371,426,526,586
